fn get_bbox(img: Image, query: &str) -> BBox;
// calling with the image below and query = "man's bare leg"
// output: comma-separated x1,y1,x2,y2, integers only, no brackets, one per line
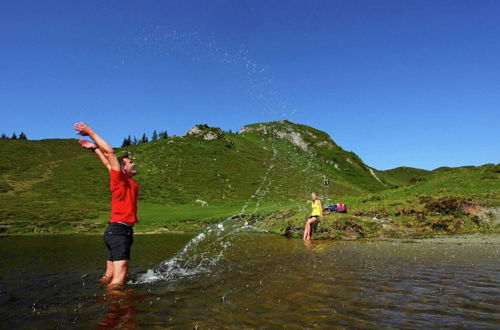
100,260,114,285
107,260,130,289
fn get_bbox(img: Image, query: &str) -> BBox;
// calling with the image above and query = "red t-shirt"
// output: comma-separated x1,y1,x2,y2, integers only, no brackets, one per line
109,169,138,223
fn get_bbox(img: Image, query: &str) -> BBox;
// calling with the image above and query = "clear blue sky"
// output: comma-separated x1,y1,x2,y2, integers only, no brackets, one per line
1,0,499,170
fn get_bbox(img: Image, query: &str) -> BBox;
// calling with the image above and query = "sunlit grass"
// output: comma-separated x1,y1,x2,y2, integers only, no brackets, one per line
0,122,498,236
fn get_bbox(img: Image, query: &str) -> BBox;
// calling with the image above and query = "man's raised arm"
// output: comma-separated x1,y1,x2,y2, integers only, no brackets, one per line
73,122,120,171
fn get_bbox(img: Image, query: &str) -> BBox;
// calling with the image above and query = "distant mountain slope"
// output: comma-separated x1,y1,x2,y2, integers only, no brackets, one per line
379,164,499,203
0,121,387,231
0,120,498,234
379,166,432,186
240,121,391,192
390,164,500,203
120,120,390,205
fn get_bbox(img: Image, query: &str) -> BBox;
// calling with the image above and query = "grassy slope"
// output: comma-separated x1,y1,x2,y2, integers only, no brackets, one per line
0,139,109,234
263,163,500,239
379,166,432,186
1,121,498,236
0,121,388,234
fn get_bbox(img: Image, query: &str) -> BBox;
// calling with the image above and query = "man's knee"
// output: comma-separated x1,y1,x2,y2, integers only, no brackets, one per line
113,260,129,270
112,260,129,277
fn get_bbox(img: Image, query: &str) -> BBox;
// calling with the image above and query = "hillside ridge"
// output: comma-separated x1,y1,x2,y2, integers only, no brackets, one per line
0,120,498,235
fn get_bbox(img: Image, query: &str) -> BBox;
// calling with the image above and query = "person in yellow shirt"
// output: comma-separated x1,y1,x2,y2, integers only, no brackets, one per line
303,192,322,240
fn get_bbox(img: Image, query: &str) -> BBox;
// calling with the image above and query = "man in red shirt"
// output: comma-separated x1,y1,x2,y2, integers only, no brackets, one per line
74,122,138,289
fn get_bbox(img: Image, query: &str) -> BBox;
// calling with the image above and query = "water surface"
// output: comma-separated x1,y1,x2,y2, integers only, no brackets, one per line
0,233,499,328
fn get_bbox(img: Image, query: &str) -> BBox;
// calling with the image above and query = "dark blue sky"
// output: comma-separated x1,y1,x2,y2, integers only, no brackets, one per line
1,0,499,170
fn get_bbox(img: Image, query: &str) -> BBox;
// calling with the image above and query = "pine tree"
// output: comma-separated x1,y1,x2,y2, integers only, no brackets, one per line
11,133,17,140
1,133,7,139
159,130,168,139
121,135,131,147
140,133,148,144
151,130,158,141
132,136,138,145
19,132,27,140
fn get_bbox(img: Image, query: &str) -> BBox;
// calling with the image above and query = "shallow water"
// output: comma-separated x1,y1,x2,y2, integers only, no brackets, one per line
0,233,499,328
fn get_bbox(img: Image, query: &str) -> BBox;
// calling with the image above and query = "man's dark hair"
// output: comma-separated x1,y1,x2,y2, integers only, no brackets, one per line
117,155,130,168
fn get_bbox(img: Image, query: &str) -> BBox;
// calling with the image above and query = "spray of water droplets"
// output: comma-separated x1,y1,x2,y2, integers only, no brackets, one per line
130,146,279,284
119,25,298,119
126,26,301,284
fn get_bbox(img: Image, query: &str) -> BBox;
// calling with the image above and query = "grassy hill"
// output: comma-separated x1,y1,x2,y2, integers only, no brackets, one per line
0,120,498,236
260,163,500,239
379,166,432,186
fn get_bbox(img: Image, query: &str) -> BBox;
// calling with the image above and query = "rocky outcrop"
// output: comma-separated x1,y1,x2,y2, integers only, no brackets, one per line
185,125,223,140
463,205,500,226
275,130,309,152
240,121,316,153
367,167,386,185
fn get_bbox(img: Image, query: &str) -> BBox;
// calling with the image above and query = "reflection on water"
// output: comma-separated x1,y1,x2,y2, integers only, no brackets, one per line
0,234,499,328
98,289,139,329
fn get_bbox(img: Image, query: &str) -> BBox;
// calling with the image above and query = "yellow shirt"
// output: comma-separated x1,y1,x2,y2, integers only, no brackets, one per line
311,200,321,216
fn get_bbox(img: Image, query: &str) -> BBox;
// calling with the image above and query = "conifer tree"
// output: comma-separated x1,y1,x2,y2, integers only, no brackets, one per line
121,135,132,147
159,130,168,139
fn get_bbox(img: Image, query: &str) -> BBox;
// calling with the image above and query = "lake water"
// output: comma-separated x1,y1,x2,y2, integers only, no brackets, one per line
0,233,499,328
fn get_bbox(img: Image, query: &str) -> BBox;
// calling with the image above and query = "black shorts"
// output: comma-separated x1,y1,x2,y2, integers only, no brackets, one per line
309,215,320,221
104,223,134,261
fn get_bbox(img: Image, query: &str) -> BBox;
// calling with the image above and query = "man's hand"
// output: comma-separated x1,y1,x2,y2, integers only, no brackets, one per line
73,121,120,171
78,139,112,170
79,139,97,150
73,122,93,136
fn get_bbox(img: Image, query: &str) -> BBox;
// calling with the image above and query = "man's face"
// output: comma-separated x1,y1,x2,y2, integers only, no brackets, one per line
121,157,137,176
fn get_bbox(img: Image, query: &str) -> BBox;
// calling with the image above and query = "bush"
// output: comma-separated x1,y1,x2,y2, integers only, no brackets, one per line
419,196,470,216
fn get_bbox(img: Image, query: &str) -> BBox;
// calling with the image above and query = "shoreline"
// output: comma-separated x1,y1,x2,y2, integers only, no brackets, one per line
2,204,499,238
1,228,499,243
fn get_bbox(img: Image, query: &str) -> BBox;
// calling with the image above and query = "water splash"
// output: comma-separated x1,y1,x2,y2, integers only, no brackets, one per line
131,148,278,285
125,25,300,284
130,214,250,284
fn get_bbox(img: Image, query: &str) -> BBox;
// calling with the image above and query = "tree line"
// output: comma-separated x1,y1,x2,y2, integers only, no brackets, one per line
0,132,28,140
121,130,168,147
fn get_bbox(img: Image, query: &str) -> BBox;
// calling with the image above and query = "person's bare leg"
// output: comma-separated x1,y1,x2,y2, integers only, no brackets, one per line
305,218,316,240
303,221,310,240
107,260,130,289
100,260,114,285
310,218,317,239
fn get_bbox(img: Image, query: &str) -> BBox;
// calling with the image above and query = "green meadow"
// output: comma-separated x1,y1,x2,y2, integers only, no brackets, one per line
1,121,498,238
